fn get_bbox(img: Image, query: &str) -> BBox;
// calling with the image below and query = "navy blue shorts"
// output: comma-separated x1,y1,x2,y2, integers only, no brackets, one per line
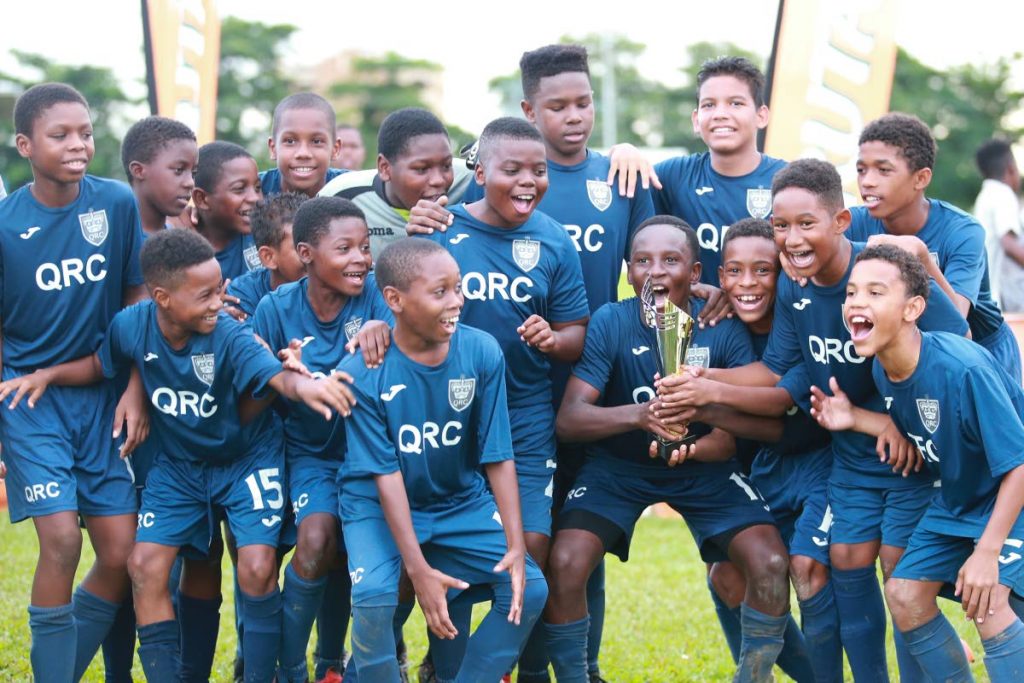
557,461,775,562
828,479,935,547
341,490,544,607
289,455,341,526
979,321,1022,386
1,370,135,523
136,447,287,551
751,445,833,565
894,524,1024,596
510,404,557,536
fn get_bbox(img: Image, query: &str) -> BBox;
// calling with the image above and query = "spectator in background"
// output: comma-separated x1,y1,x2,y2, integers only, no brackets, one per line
974,139,1024,312
334,124,367,170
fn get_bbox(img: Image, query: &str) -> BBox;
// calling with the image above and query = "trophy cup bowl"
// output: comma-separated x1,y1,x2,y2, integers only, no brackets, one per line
640,276,697,460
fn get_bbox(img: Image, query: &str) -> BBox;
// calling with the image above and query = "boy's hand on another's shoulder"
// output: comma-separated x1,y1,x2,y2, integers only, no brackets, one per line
691,283,733,328
0,370,53,410
345,320,391,368
295,371,356,420
606,143,662,197
866,234,930,264
220,279,247,322
406,196,453,235
494,546,527,624
778,252,808,287
518,315,556,354
409,565,469,639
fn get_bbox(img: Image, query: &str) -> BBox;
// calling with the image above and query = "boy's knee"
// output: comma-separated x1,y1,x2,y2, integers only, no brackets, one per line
744,548,790,611
789,555,828,600
547,542,591,594
237,548,278,594
295,520,336,576
710,561,746,606
127,546,162,590
40,524,83,574
884,578,927,624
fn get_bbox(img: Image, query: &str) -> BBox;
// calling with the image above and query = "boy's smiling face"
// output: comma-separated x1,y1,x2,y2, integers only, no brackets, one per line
719,235,778,327
136,138,198,218
628,223,701,312
844,257,922,358
692,74,768,156
198,156,262,235
475,137,549,228
269,107,339,195
158,258,225,336
18,101,95,186
379,133,454,210
856,140,931,221
771,187,849,283
300,216,372,299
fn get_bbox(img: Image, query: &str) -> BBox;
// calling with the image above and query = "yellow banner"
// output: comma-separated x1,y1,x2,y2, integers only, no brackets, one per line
142,0,221,144
764,0,898,200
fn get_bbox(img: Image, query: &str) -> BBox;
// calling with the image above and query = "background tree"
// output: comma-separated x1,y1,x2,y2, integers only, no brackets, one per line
215,17,298,169
0,51,136,191
889,47,1024,208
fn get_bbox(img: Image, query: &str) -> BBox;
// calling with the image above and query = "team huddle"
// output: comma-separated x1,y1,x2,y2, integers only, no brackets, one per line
1,42,1023,683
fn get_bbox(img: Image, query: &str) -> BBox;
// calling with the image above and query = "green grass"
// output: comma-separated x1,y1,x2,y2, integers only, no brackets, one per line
0,514,991,681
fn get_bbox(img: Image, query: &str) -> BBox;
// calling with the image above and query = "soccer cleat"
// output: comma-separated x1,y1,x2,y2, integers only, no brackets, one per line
961,637,976,663
398,642,410,683
316,667,344,683
500,676,511,683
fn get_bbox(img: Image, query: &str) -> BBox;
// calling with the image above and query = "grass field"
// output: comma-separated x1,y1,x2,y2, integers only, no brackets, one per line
0,514,991,681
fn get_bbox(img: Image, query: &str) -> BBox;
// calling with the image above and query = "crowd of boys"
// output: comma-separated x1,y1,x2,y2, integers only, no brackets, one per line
0,41,1023,683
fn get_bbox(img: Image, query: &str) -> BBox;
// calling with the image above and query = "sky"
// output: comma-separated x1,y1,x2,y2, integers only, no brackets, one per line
3,0,1024,134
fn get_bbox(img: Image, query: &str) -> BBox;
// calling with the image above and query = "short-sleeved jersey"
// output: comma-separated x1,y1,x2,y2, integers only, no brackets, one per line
762,241,968,487
212,232,261,281
876,331,1024,535
750,332,831,459
227,267,273,319
572,296,755,478
848,201,1004,341
653,153,786,286
425,204,589,410
254,274,393,461
319,162,474,257
339,324,514,511
259,167,346,196
98,301,283,464
0,175,143,369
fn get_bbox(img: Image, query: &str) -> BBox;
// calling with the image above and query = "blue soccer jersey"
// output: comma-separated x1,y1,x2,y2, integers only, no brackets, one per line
875,331,1024,536
98,301,284,464
425,204,589,410
217,232,261,281
0,175,143,369
849,201,1004,341
227,267,273,319
572,296,755,477
259,167,346,196
762,241,969,487
653,153,786,286
339,324,514,510
254,274,393,461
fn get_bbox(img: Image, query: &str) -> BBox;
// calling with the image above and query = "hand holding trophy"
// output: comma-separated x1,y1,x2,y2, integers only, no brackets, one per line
640,275,697,460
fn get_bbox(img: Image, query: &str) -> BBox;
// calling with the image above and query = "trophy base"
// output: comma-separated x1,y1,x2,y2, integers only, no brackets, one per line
654,432,700,461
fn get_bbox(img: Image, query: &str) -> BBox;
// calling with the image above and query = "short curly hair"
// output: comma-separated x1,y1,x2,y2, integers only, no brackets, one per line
630,215,699,267
722,217,774,253
292,196,366,248
251,192,307,249
855,244,930,301
121,116,197,182
375,237,452,292
141,228,216,289
14,83,89,137
771,159,843,213
520,44,590,100
859,113,936,172
697,56,766,106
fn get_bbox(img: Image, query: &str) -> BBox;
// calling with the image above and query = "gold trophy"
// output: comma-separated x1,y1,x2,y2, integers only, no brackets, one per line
640,275,697,460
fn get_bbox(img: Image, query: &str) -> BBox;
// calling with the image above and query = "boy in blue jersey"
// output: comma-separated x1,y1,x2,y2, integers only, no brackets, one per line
548,216,790,682
653,56,786,287
339,237,547,682
121,115,197,238
227,192,307,320
0,83,148,682
810,244,1024,680
424,116,590,563
686,218,839,682
848,112,1022,384
194,141,263,280
260,93,346,197
254,196,393,683
98,114,199,682
658,159,970,681
0,228,357,683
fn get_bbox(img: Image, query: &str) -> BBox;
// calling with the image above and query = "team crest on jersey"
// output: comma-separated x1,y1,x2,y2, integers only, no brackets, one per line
344,317,363,341
448,378,476,412
746,188,772,219
916,398,940,434
243,245,261,271
78,209,109,246
585,179,612,212
685,346,710,368
191,353,215,386
512,239,541,272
